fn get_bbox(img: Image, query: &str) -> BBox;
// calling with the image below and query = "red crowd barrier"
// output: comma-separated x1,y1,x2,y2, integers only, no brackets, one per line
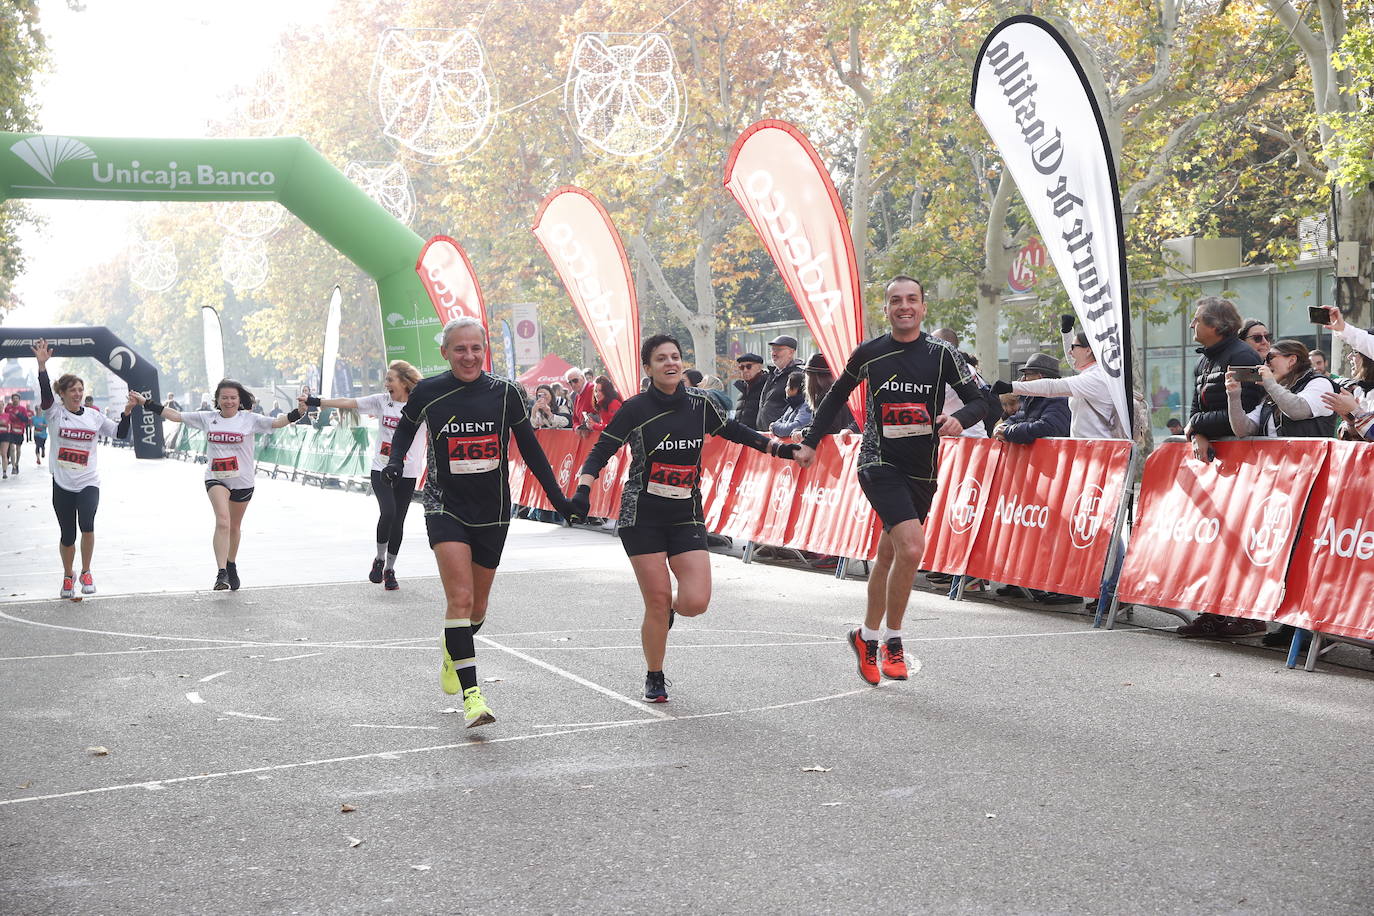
1275,441,1374,641
921,437,1131,599
1117,440,1325,618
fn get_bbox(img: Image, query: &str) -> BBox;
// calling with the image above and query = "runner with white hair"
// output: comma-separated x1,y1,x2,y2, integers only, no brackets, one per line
386,316,574,728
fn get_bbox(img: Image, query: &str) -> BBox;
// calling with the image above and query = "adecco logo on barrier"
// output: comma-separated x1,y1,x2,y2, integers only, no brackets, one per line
1147,511,1220,545
1068,484,1107,549
1311,517,1374,560
947,476,983,534
1244,494,1294,567
992,494,1049,529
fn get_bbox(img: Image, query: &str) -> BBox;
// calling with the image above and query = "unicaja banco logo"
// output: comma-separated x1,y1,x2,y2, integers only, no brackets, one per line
11,136,97,183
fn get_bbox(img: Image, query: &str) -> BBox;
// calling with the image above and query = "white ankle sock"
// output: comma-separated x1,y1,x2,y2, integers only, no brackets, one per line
860,626,880,642
885,629,903,642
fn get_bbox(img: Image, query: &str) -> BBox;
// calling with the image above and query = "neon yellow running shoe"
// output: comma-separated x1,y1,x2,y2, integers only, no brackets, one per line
462,686,495,729
440,640,460,695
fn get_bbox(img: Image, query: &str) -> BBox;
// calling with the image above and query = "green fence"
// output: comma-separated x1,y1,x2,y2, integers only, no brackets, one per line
166,422,377,479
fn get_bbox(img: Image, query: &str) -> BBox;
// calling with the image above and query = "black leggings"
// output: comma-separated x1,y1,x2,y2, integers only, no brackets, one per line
53,483,99,546
35,437,46,458
371,470,417,555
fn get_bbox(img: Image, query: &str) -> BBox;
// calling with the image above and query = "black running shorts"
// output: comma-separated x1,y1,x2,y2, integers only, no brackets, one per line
858,464,936,530
204,480,255,502
425,513,509,569
618,523,709,558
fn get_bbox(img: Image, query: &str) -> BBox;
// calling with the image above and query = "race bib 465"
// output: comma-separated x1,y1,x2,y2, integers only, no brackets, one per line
448,435,499,474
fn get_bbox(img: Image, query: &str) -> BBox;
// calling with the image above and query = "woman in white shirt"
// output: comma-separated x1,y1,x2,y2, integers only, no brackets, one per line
132,380,300,591
32,340,135,600
302,360,426,590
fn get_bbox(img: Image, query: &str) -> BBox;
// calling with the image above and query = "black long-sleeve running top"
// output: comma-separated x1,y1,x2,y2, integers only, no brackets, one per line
389,370,565,527
802,333,987,481
579,383,774,527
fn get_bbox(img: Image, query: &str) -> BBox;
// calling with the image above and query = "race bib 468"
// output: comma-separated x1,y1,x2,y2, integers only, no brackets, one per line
448,435,500,474
881,402,932,438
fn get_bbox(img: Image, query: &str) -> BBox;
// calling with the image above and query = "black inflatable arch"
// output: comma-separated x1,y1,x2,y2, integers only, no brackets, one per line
0,326,164,458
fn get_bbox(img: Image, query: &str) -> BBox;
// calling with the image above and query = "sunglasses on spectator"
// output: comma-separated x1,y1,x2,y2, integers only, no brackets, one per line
1264,353,1290,363
1247,333,1273,342
1068,342,1089,350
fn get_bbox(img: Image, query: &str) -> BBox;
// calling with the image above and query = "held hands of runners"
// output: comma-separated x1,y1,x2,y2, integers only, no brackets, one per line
123,392,139,416
793,444,816,468
773,442,800,460
567,484,591,522
936,413,964,437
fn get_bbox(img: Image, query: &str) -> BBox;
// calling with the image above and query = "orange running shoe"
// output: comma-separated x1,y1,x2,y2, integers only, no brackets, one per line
848,628,880,685
880,638,908,680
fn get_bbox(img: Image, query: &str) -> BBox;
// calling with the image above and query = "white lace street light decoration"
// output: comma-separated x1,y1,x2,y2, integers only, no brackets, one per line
212,200,285,239
219,235,270,291
344,160,416,225
128,237,178,292
212,65,289,138
373,28,495,163
565,33,684,160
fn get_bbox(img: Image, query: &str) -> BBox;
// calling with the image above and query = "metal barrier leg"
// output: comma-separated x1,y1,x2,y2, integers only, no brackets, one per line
1285,628,1309,669
951,575,966,602
742,541,756,564
1304,631,1324,672
834,558,848,580
1103,594,1124,630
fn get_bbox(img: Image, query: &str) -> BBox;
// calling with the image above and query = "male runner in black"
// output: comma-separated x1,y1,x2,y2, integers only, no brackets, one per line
386,317,574,728
568,334,797,702
796,276,987,685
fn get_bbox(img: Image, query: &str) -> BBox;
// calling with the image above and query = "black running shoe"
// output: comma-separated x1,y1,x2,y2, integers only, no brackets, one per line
383,569,399,591
213,568,230,591
643,671,670,703
225,561,240,591
369,558,385,584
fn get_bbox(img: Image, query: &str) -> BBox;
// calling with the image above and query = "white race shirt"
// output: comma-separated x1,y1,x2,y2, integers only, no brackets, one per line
47,403,121,492
355,393,427,477
182,410,275,490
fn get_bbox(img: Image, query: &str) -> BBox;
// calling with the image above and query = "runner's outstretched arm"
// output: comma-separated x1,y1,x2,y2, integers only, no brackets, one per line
801,363,861,452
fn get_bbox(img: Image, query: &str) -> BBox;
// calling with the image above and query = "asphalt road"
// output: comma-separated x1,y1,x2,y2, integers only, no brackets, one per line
2,450,1372,914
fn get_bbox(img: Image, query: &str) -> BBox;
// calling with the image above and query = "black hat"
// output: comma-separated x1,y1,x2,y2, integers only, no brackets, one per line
736,352,764,365
804,352,831,374
767,335,799,349
1017,353,1062,378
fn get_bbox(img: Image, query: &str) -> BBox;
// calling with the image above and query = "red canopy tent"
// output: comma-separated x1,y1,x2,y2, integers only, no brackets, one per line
517,354,576,391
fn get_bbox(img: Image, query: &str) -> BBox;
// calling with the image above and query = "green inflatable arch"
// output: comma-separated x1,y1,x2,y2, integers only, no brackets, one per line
0,133,445,375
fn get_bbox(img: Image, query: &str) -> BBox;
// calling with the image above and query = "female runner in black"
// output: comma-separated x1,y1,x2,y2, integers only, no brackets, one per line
568,334,798,703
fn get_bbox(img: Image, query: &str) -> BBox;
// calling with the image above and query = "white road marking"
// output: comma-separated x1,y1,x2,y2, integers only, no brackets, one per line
269,653,324,662
185,692,204,704
198,670,231,684
221,711,283,722
477,635,674,721
350,723,441,731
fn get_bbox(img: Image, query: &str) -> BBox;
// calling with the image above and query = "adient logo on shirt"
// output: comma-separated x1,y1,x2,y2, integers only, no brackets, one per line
61,428,96,441
659,437,702,451
442,420,494,435
207,431,245,443
878,379,933,395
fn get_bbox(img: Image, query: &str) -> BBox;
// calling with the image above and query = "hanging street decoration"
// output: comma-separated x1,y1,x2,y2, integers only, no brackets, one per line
219,235,270,291
565,33,683,160
344,160,416,225
212,200,286,239
128,236,178,292
373,28,495,163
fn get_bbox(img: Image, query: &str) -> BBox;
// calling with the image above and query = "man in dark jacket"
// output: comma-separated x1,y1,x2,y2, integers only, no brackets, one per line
732,353,765,428
756,335,805,430
1185,296,1263,463
993,353,1071,443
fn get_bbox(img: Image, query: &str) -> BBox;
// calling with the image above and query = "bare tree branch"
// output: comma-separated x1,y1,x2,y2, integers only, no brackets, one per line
1247,121,1326,182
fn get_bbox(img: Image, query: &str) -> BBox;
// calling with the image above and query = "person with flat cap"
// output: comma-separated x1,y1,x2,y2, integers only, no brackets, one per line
732,353,766,428
756,334,805,430
992,353,1071,444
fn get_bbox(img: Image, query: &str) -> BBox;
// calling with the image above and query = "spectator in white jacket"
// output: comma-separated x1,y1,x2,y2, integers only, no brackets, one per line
1003,325,1125,440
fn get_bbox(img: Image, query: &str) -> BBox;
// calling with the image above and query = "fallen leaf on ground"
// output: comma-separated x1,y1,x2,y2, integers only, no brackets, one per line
554,637,572,642
293,637,308,642
18,781,31,789
483,677,502,683
87,746,109,756
985,813,997,819
1211,672,1222,678
801,766,832,773
346,836,362,848
340,804,356,813
411,864,431,871
439,708,461,715
819,802,841,807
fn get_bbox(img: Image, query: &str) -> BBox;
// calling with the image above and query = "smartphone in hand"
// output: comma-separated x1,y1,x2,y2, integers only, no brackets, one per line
1232,366,1261,383
1309,305,1332,324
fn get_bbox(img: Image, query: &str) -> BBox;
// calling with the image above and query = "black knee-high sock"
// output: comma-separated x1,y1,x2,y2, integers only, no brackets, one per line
443,620,478,692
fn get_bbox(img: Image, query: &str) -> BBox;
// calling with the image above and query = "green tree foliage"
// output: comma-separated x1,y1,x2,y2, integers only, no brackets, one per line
0,0,47,317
